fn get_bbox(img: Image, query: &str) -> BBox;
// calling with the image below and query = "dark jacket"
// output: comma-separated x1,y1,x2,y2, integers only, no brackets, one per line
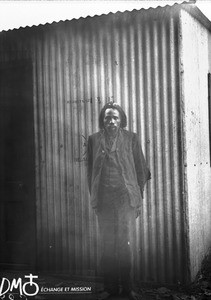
87,128,151,209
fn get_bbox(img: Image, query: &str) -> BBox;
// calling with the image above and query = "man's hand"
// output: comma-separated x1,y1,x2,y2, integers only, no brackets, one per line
136,207,141,218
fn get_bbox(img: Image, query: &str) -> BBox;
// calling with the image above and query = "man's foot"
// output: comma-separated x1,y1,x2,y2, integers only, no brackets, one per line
96,290,115,300
121,289,142,300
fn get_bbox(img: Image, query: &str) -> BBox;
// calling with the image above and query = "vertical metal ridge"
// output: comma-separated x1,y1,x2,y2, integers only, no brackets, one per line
68,25,78,274
42,31,53,271
135,15,147,282
142,19,152,282
129,20,137,132
91,18,103,275
60,27,73,272
73,23,83,274
55,28,68,271
163,16,175,283
65,25,77,273
43,29,56,270
32,36,42,269
149,17,159,283
107,18,113,102
152,19,165,283
112,20,121,104
169,14,183,282
34,34,49,270
96,18,106,108
83,21,96,274
44,30,55,270
160,18,172,283
120,16,129,113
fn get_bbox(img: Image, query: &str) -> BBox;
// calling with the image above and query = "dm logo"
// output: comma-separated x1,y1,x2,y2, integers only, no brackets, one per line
0,274,39,299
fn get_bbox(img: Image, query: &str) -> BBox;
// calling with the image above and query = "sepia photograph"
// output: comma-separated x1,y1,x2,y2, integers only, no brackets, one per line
0,1,211,299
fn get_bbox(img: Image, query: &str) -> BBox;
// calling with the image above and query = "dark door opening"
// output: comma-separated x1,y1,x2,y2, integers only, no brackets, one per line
0,61,36,270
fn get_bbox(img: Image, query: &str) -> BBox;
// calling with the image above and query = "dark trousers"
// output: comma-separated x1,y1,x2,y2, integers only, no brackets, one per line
97,188,136,294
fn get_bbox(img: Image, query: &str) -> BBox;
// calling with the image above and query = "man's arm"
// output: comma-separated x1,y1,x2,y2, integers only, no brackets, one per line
132,133,151,198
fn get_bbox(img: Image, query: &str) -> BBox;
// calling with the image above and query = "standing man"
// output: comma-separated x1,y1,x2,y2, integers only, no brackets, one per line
87,102,151,300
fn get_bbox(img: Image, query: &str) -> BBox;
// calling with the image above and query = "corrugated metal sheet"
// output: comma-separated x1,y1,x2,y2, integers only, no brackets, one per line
1,1,210,34
0,5,189,284
179,9,211,280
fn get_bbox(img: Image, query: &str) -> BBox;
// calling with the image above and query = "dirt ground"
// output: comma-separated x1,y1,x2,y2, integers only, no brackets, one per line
1,253,211,300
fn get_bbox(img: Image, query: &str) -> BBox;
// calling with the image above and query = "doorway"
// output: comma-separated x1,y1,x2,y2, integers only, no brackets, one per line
0,60,36,270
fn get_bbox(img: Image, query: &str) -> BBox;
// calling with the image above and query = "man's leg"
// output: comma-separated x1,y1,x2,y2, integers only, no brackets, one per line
98,205,119,295
116,195,138,297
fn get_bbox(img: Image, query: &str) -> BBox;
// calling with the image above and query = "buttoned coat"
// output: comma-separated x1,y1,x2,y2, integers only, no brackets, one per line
87,129,151,209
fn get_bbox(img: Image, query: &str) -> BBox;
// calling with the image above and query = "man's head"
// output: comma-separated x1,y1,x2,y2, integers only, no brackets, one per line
103,108,121,136
99,102,127,134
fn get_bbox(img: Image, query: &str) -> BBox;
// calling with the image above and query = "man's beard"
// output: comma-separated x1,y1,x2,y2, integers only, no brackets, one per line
105,125,119,137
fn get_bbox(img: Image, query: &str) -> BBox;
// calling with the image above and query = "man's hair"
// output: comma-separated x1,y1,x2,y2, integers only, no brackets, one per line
99,102,127,129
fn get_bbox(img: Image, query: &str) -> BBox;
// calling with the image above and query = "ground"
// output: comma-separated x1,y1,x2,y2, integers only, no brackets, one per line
0,253,211,300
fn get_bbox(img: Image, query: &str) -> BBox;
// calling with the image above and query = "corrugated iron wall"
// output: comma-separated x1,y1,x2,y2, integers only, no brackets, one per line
179,9,211,280
0,5,188,284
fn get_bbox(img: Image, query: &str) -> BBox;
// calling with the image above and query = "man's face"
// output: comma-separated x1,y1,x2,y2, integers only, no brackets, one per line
103,108,121,135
